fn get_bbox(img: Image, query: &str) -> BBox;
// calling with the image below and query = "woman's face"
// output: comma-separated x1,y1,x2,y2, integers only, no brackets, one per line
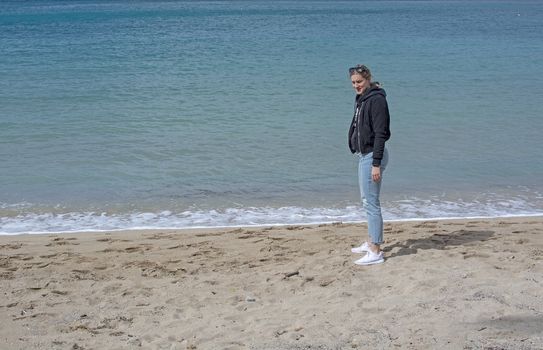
351,73,370,95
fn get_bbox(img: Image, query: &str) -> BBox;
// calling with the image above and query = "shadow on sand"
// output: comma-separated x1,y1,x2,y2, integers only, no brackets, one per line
384,230,495,258
476,314,543,336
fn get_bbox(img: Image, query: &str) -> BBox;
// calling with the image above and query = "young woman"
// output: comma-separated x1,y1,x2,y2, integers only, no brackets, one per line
347,64,391,265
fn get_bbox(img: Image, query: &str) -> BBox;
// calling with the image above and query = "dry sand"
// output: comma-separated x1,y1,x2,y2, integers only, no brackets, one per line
1,216,542,350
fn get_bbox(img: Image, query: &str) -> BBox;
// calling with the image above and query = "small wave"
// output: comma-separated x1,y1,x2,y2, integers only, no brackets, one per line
1,197,542,235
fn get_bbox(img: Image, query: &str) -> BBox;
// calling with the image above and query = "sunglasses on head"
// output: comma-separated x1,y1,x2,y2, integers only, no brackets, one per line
349,66,369,74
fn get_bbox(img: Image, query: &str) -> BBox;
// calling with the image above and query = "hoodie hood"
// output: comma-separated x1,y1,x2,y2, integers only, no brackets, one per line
356,84,386,104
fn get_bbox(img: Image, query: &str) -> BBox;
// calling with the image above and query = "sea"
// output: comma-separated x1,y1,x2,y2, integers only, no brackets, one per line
1,0,542,234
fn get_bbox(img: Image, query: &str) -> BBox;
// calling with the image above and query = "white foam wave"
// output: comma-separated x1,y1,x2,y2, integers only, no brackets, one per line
1,197,542,235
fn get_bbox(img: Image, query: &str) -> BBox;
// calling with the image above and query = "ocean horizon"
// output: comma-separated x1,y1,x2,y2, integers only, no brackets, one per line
1,0,542,234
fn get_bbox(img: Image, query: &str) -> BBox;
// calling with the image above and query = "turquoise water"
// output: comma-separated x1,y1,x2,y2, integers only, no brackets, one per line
1,1,542,233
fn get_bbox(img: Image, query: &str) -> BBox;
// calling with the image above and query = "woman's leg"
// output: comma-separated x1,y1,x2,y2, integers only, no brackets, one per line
358,149,388,248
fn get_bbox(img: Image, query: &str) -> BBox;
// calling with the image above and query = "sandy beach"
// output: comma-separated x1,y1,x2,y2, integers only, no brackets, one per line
1,216,542,349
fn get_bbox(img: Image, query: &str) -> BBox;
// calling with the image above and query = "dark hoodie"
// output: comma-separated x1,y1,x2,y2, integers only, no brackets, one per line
348,84,391,166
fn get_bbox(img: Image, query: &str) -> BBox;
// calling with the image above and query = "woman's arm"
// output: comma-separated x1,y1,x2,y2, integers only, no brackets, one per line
370,96,391,167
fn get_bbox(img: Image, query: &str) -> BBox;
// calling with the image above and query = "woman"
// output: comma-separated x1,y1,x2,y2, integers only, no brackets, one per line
347,64,391,265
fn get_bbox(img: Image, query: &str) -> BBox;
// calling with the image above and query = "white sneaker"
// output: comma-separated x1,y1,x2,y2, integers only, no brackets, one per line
354,251,384,265
351,242,370,254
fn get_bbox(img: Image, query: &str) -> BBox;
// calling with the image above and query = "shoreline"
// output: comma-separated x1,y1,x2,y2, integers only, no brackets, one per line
2,212,543,236
1,216,542,349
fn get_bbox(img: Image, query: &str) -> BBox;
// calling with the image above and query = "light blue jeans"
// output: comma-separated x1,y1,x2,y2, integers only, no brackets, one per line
358,148,389,245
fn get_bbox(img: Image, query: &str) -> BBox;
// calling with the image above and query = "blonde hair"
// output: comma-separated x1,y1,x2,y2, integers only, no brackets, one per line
349,64,372,80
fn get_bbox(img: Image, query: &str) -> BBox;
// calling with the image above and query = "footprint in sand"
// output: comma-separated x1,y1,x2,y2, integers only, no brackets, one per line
4,254,34,262
227,228,245,234
145,232,176,240
45,237,80,247
236,234,257,240
497,221,517,226
413,221,438,229
286,225,310,231
317,276,336,287
71,269,98,281
99,248,125,253
96,237,116,243
122,244,154,253
4,264,18,272
124,246,143,253
0,271,15,279
461,251,490,259
195,231,226,237
166,244,186,250
0,243,24,250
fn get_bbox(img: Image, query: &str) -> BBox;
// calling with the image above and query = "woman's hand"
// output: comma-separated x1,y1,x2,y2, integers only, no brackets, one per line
372,166,381,182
